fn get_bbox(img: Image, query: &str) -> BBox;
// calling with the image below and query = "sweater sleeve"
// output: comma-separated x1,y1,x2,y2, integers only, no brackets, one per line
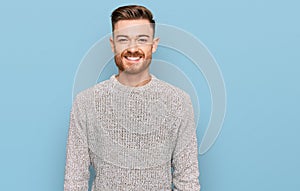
171,94,201,191
64,96,90,191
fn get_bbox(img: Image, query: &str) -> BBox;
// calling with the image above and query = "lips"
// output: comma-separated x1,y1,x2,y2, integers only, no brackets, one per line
121,49,145,62
125,56,142,61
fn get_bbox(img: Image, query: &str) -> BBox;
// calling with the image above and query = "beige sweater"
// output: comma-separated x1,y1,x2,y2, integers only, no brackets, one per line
64,75,200,191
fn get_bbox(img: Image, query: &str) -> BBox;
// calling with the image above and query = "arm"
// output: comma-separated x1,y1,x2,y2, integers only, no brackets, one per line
171,95,200,191
64,96,90,191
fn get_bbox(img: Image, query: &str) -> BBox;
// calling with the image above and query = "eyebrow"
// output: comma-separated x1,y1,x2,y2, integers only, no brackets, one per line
137,35,150,38
116,35,150,38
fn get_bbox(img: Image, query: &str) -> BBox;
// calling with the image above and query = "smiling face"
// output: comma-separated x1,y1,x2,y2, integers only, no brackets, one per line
110,19,159,75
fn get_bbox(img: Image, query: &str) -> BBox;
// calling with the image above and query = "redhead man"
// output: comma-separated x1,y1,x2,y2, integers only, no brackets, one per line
64,5,200,191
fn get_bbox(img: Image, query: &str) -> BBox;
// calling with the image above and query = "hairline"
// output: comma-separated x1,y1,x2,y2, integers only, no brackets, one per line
112,19,155,38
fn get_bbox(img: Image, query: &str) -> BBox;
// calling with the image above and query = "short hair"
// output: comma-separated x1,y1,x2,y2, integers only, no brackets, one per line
111,5,155,34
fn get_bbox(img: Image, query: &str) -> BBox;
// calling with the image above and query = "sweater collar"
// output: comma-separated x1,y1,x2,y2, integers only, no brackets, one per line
109,74,157,92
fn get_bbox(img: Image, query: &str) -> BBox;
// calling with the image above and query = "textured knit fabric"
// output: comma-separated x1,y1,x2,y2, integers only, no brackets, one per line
64,74,200,191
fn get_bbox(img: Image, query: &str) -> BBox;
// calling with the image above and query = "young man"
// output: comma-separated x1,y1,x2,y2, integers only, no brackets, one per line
64,5,200,191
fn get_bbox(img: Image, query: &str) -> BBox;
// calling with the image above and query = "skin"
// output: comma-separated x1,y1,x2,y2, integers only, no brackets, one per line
110,19,160,87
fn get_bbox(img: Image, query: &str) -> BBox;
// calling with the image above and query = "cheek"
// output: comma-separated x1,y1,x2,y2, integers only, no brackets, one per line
143,47,153,58
114,46,127,55
114,55,124,71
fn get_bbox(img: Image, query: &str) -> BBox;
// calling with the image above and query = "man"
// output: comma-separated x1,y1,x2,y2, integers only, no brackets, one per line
64,5,200,191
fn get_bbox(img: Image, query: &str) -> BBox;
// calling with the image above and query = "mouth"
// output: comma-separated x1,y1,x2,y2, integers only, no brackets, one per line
124,56,143,62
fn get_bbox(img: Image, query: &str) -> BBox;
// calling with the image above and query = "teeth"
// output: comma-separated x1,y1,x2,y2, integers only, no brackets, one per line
126,57,140,61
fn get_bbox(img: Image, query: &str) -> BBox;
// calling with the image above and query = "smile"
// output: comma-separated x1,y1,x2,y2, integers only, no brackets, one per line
125,56,142,61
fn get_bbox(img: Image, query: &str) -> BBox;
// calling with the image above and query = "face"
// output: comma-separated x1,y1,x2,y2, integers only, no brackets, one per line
110,19,159,75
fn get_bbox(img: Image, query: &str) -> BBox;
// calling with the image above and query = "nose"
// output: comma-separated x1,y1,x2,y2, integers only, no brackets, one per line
127,39,138,52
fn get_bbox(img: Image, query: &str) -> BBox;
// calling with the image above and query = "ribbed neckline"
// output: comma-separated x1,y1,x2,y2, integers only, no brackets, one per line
109,74,157,92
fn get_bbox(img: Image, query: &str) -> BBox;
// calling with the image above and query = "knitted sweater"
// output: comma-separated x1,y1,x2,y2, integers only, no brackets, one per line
64,75,200,191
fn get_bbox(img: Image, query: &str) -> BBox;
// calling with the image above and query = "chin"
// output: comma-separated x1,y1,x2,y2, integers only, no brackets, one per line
121,59,142,69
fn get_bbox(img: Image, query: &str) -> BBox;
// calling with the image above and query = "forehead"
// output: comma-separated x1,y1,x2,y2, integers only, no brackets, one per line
113,19,153,36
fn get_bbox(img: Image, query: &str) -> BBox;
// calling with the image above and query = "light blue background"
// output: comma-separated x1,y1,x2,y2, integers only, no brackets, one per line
0,0,299,190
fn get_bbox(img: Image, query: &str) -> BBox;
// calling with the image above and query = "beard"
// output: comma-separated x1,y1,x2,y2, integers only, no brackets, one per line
114,48,152,72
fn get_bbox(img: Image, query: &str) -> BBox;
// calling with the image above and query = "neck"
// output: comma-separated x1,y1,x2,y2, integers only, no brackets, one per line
116,71,152,87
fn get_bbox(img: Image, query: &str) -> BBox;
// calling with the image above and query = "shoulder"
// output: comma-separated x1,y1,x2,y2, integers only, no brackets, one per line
73,78,111,105
152,77,193,117
153,77,191,102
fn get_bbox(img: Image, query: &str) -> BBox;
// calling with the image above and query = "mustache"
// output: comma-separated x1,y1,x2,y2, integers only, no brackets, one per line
121,49,145,58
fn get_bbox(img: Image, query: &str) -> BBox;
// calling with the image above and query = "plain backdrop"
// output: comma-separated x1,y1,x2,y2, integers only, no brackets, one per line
0,0,299,190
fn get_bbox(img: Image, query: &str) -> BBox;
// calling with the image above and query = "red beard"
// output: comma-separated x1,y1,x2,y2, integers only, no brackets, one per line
114,48,146,71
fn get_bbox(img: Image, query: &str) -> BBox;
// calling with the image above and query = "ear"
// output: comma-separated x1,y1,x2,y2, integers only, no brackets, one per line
109,36,115,53
151,37,160,53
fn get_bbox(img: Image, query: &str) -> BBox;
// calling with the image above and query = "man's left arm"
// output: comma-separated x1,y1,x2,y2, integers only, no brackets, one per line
171,94,200,191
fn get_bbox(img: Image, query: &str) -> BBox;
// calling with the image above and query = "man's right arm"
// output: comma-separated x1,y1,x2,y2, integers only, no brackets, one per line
64,96,90,191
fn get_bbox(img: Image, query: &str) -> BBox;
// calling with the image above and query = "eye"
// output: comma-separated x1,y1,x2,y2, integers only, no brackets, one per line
137,38,148,44
117,38,129,43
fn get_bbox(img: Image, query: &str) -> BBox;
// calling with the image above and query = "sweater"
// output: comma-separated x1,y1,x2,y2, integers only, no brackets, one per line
64,74,200,191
